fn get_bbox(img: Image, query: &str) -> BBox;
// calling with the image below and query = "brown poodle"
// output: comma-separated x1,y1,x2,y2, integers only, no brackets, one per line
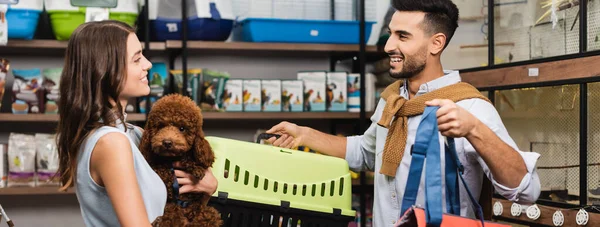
140,94,223,227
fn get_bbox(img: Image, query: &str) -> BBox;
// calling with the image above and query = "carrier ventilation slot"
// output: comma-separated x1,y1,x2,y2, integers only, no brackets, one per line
302,185,307,196
339,178,344,195
293,184,298,195
264,179,269,190
330,180,335,196
273,181,278,193
312,184,316,197
254,175,259,188
224,159,230,178
321,183,326,197
234,165,240,182
244,171,250,185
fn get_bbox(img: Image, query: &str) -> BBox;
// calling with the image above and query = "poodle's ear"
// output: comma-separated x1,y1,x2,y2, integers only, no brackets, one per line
194,134,215,168
139,125,154,164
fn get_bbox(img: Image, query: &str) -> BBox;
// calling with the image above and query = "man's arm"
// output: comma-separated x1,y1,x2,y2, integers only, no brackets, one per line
427,98,541,203
466,117,526,188
267,99,385,172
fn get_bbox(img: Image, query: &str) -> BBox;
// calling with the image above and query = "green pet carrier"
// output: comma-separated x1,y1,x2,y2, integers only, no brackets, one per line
206,135,355,226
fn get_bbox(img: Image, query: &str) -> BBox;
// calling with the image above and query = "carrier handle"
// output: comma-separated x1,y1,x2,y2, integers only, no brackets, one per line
256,133,281,143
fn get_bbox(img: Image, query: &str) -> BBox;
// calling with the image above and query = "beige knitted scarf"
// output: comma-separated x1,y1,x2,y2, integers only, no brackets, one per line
377,80,490,177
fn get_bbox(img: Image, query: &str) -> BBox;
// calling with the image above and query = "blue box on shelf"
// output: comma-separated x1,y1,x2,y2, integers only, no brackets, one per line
232,18,375,44
6,8,42,40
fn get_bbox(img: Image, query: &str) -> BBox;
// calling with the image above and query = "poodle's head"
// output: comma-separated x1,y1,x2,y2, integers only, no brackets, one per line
140,94,214,166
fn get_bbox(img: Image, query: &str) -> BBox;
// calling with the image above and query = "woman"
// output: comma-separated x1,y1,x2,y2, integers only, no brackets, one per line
56,20,217,226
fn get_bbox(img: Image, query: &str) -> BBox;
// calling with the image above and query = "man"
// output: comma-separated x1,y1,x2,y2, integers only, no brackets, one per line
267,0,541,226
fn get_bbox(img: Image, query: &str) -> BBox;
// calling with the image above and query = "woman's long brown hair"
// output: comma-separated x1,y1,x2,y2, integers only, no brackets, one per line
56,20,135,191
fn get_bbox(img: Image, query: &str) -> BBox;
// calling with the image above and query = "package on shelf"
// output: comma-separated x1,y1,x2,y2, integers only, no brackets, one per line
11,68,44,114
243,79,261,112
261,80,281,112
281,80,303,112
347,73,377,113
140,62,169,114
188,68,202,106
347,73,360,112
0,58,9,110
148,0,234,41
326,71,348,112
7,133,36,187
200,69,229,111
42,68,62,114
35,133,59,187
297,71,326,112
0,144,7,188
222,79,243,112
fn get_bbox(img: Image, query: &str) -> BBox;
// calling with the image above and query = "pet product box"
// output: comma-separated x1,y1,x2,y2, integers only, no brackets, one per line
42,68,62,114
35,133,60,187
206,136,356,226
200,69,229,111
281,80,303,112
222,79,242,112
297,71,326,112
11,68,43,114
326,72,348,112
347,73,360,112
188,68,202,105
0,59,8,110
261,80,281,112
7,133,36,187
140,62,168,113
0,144,6,188
243,80,261,112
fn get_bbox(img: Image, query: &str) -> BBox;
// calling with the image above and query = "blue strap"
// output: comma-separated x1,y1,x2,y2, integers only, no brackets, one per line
171,168,189,208
445,138,461,215
401,106,442,226
400,106,485,227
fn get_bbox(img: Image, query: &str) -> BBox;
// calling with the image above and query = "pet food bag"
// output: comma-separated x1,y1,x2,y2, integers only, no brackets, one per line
222,79,242,112
261,80,281,112
140,62,169,113
326,72,348,112
0,144,7,188
0,59,9,110
42,68,62,114
200,69,228,111
12,68,43,114
281,80,303,112
297,71,326,112
35,133,59,187
243,79,261,112
7,133,36,187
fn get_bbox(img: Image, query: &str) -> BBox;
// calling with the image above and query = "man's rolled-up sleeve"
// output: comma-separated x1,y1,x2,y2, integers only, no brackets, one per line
463,99,541,204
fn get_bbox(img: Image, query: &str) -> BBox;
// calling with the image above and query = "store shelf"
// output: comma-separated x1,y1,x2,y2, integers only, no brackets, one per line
202,111,367,120
0,187,75,195
167,40,379,53
0,113,147,122
0,40,166,55
0,112,371,122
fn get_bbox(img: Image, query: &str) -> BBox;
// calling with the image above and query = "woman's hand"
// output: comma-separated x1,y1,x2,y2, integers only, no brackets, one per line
174,166,218,204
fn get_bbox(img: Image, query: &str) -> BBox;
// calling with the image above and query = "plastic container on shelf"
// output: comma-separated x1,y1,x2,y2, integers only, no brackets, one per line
232,18,375,44
206,135,355,226
148,0,234,41
44,0,139,40
6,0,44,40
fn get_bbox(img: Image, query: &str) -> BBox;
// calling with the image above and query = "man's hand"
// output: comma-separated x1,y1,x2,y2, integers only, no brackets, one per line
425,99,481,138
265,121,306,149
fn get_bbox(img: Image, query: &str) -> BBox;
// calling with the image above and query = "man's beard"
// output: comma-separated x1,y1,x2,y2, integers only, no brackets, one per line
389,49,427,79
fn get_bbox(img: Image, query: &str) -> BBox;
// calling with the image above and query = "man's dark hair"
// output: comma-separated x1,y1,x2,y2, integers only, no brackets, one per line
392,0,459,49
